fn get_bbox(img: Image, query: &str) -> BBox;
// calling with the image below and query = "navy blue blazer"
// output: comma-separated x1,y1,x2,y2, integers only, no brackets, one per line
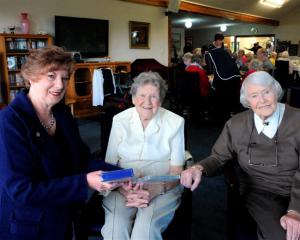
0,90,116,240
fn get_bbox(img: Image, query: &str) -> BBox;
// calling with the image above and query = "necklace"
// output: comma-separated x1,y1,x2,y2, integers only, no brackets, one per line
39,113,55,130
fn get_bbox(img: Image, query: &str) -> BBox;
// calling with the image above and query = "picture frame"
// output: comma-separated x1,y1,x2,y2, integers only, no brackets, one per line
129,21,150,49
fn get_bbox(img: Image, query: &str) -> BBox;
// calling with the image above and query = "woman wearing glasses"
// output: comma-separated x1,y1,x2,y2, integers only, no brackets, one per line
181,71,300,240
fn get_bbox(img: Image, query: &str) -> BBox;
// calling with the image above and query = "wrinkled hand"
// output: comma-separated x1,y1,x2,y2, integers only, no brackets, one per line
143,183,165,201
119,183,150,208
180,165,203,191
86,171,120,192
280,211,300,240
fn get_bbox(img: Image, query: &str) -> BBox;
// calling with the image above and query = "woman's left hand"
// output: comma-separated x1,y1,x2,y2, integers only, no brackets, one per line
142,184,165,201
280,210,300,240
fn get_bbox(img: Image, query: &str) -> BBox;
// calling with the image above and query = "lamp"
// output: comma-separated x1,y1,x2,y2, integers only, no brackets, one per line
220,25,227,32
185,19,192,29
260,0,284,8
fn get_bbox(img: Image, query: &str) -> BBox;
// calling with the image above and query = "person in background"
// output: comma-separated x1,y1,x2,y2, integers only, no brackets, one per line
205,32,241,123
236,49,247,70
185,54,211,98
183,41,193,54
208,32,224,51
247,42,262,55
193,47,202,55
266,42,274,57
181,71,300,240
102,72,185,240
0,46,120,240
269,51,277,66
243,58,263,80
241,52,255,73
256,48,274,73
182,52,193,67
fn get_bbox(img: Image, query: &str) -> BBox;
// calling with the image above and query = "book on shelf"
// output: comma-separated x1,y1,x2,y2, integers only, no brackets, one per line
7,56,17,70
15,73,24,86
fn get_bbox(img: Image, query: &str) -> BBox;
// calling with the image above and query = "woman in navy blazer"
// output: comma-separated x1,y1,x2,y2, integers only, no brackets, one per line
0,46,119,240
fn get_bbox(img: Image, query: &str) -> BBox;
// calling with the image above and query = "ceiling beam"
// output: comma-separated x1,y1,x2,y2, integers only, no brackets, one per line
180,1,279,26
121,0,168,7
121,0,279,26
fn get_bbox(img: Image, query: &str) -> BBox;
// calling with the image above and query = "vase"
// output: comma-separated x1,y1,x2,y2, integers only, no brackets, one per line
20,13,30,34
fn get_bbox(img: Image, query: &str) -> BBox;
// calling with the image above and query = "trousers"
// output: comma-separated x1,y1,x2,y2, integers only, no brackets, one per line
101,185,183,240
243,189,289,240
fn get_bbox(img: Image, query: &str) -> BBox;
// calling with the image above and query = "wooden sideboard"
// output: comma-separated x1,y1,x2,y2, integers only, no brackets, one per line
65,61,131,118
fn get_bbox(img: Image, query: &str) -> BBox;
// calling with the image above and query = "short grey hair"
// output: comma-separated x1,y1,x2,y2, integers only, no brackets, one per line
130,71,168,102
249,59,263,71
240,71,282,108
182,52,193,61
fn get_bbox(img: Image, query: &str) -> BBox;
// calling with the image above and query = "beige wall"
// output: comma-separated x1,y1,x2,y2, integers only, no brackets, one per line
0,0,169,65
275,7,300,44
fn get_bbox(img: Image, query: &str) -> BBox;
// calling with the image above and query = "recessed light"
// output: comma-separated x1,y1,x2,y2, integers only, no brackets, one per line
260,0,284,8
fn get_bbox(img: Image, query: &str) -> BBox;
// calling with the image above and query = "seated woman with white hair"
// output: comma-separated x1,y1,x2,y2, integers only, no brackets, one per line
180,71,300,240
101,72,185,240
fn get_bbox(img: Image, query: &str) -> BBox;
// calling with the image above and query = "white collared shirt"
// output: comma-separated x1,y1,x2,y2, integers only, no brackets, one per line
105,107,185,177
254,103,285,139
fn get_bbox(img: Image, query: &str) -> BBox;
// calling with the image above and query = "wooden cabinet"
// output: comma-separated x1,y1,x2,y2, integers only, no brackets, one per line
0,34,53,104
65,61,131,118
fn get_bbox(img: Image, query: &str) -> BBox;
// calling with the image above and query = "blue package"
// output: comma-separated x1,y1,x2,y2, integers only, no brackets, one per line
101,168,134,182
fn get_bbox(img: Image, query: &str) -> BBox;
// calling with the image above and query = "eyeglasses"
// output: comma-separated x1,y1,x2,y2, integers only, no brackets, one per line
247,124,279,167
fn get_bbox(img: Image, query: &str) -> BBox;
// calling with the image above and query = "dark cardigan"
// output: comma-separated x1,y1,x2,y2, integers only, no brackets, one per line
200,105,300,213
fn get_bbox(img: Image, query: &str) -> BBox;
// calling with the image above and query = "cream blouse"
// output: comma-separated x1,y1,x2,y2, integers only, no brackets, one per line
105,107,185,177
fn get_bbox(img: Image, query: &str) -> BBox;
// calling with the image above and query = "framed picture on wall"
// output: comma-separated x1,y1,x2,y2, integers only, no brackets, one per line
172,33,181,51
129,21,150,49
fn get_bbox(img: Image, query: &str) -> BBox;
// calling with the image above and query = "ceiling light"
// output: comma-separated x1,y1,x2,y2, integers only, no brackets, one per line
260,0,284,8
220,25,227,32
185,19,192,29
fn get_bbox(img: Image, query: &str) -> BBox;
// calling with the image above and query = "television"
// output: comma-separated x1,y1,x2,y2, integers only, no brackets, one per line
55,16,109,58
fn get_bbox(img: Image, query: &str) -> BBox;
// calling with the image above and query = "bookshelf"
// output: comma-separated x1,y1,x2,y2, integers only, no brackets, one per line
0,34,53,104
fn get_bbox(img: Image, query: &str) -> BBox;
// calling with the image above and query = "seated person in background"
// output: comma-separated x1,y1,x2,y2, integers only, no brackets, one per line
102,72,185,240
193,47,202,55
240,52,255,73
182,52,193,66
269,51,277,66
243,58,263,80
176,52,193,72
185,54,211,97
236,49,247,70
0,46,119,240
277,51,294,75
181,71,300,240
256,48,274,73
